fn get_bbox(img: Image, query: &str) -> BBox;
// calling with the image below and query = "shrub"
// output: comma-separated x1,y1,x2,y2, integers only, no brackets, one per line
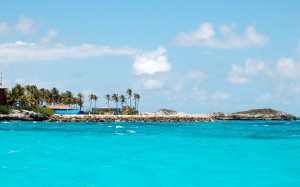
31,106,55,117
0,105,12,114
120,106,138,115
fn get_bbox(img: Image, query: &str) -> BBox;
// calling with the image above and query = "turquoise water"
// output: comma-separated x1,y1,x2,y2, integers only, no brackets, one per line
0,120,300,187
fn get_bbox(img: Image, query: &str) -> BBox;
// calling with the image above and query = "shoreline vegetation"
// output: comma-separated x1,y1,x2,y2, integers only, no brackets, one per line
0,84,297,122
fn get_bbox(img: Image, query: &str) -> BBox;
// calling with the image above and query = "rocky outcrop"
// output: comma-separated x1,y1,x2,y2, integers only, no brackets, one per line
211,109,297,120
0,110,48,121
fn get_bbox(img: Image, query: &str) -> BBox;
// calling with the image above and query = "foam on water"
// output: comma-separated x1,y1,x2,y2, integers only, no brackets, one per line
0,120,300,187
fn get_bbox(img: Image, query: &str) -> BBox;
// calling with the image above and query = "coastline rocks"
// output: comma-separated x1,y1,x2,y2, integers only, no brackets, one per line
0,110,48,121
1,108,296,122
48,114,214,123
47,108,297,122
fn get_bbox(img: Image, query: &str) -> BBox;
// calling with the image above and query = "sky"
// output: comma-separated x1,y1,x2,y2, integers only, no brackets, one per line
0,0,300,115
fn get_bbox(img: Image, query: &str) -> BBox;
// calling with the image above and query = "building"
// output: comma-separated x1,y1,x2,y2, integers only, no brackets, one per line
44,105,84,115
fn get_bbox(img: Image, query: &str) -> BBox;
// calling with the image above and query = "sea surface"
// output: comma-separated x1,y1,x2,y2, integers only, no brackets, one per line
0,120,300,187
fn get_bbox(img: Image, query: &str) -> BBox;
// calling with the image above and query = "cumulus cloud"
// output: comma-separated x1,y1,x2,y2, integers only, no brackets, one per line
0,22,9,35
133,46,171,75
175,22,268,48
228,59,271,84
141,79,165,89
0,16,38,36
14,15,37,35
0,41,138,63
40,28,58,45
277,58,300,79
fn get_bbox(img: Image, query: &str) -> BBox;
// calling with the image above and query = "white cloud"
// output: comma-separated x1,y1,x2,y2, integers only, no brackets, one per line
7,78,61,89
0,41,138,63
277,58,300,79
186,71,205,81
14,15,37,35
40,28,58,45
211,92,230,101
133,46,171,75
175,23,268,48
0,22,9,35
141,79,164,89
228,64,249,84
15,78,25,84
172,80,184,91
228,59,271,84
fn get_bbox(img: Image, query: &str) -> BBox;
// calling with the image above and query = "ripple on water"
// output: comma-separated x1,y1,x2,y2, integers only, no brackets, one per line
127,130,136,133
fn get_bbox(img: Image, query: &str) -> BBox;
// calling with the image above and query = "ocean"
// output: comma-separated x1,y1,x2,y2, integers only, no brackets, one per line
0,120,300,187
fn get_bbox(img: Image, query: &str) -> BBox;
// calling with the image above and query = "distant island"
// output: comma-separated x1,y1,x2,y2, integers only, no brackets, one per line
0,84,297,122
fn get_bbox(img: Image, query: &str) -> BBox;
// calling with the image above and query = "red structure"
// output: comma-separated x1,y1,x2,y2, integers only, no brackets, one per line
0,86,6,105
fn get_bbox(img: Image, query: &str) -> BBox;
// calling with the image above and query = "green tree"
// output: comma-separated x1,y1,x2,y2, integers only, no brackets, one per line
94,95,98,109
8,84,25,106
126,88,132,107
77,93,84,110
105,94,110,109
51,87,60,105
119,95,126,107
133,93,140,111
88,94,94,111
111,94,119,114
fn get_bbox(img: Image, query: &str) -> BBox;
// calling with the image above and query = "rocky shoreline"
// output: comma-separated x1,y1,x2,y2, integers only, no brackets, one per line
0,109,297,122
0,110,48,121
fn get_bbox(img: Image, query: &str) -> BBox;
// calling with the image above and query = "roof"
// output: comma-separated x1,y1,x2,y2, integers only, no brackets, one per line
45,105,72,110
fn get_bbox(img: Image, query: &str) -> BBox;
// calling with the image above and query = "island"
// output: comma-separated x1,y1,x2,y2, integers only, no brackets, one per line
0,108,296,122
0,84,297,122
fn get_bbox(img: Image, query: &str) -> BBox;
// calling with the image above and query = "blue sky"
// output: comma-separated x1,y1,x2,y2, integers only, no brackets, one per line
0,0,300,115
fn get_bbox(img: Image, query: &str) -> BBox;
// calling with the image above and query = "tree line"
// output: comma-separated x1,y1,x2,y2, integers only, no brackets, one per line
5,84,141,111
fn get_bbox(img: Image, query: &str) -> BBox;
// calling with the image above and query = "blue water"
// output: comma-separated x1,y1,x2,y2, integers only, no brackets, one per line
0,120,300,187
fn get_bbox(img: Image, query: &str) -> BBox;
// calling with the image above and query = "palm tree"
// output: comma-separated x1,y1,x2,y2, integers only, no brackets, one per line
65,91,73,106
51,87,60,105
12,84,25,106
44,89,52,105
39,88,46,105
136,94,140,111
126,88,132,107
88,94,94,111
105,94,110,109
111,94,119,114
77,93,84,110
94,95,98,109
133,93,140,111
119,95,126,107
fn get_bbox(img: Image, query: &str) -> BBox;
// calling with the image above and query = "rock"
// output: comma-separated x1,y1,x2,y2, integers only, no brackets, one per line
213,108,297,121
156,109,178,115
0,110,48,121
